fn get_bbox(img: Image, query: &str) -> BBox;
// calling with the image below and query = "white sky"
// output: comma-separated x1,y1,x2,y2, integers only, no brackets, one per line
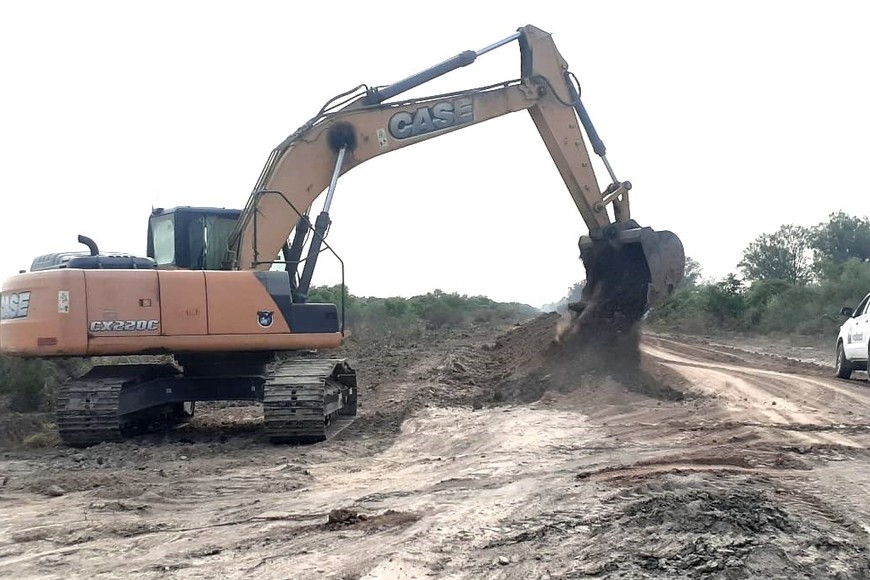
1,1,868,307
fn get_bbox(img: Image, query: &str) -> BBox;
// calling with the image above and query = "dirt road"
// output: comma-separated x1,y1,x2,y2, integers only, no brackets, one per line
2,316,870,579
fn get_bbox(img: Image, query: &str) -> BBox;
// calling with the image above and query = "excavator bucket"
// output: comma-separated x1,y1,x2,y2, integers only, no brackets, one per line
571,223,685,328
639,228,686,309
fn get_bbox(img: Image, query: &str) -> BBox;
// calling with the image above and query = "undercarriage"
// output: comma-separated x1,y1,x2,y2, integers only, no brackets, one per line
56,353,357,447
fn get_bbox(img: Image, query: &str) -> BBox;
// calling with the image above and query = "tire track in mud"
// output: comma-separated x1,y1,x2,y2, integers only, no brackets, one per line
644,336,870,449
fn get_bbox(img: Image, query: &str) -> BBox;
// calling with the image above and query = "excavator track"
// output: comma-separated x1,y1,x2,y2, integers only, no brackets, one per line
263,358,357,444
56,364,181,448
56,376,125,447
54,359,356,447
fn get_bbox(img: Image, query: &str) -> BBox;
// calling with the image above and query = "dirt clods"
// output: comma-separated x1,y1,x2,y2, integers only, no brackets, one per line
585,473,870,578
492,473,870,579
326,507,367,526
324,508,419,532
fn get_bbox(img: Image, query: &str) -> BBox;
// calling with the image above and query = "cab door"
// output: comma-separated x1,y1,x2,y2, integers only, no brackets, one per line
851,298,870,361
845,295,870,360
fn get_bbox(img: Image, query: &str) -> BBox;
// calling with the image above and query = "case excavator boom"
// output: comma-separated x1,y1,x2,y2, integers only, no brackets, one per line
227,25,685,321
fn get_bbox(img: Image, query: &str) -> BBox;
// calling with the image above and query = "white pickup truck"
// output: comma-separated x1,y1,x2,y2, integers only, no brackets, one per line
836,291,870,379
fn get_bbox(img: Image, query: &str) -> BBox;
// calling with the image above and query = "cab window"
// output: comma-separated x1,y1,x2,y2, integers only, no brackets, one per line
151,215,176,266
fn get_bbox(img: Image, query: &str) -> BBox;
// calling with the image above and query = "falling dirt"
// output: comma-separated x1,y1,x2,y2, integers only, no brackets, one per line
2,315,870,579
490,313,687,405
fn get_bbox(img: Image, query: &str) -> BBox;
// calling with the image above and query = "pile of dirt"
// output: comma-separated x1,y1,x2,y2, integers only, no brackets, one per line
434,313,688,408
485,313,563,376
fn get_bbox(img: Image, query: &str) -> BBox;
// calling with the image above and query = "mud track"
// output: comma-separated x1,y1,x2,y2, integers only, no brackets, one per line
2,317,870,579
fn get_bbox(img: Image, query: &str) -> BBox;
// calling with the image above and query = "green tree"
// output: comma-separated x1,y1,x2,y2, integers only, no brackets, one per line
565,282,585,303
383,298,408,317
679,256,703,289
744,279,792,325
810,211,870,278
648,285,708,333
306,284,353,308
701,273,745,324
542,282,585,313
739,224,812,285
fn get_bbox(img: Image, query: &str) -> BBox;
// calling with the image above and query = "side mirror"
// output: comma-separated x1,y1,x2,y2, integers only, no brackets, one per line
840,306,854,317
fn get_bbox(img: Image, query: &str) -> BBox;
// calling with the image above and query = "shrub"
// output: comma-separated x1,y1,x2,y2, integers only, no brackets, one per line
308,285,537,342
0,355,89,413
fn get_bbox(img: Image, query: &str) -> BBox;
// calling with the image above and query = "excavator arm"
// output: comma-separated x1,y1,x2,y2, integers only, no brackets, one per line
227,25,684,324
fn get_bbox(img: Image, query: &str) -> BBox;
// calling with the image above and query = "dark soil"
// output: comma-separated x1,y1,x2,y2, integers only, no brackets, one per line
494,313,686,403
431,313,689,408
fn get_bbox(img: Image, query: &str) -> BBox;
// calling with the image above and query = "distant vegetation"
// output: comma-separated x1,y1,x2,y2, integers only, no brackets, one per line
308,286,538,345
548,211,870,337
541,283,584,314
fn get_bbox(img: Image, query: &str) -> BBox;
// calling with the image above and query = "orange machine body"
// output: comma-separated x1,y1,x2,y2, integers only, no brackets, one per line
0,269,343,357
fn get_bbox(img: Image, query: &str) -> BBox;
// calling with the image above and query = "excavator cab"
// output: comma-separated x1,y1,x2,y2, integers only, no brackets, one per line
147,207,241,270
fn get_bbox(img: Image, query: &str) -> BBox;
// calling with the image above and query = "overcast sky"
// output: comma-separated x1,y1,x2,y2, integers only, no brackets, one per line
1,1,868,307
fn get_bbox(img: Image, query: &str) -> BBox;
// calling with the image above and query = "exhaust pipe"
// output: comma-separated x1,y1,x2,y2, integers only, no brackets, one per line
77,235,99,256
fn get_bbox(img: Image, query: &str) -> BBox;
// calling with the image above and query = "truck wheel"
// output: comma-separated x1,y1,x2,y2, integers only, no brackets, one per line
836,343,853,379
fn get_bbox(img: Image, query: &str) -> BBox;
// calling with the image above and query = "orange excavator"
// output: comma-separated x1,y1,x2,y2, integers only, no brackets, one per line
0,25,684,446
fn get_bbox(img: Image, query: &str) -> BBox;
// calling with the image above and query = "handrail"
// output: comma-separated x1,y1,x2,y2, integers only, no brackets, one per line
249,190,347,335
